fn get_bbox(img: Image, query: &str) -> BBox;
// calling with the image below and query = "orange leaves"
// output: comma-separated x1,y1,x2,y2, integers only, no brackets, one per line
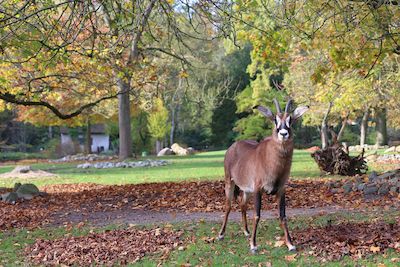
25,227,183,266
293,220,400,261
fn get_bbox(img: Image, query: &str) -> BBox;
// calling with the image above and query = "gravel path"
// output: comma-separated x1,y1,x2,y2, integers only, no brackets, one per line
54,206,347,226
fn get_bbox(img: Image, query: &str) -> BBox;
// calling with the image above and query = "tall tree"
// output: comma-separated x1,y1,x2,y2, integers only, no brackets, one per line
0,0,231,159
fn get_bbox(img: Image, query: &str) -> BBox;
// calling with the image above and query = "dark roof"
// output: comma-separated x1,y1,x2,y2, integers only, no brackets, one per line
60,124,107,135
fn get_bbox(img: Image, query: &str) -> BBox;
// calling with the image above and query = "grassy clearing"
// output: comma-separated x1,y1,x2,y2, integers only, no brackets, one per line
0,149,395,187
1,211,399,266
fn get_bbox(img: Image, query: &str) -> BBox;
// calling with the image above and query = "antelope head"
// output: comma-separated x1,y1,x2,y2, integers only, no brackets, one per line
255,99,309,142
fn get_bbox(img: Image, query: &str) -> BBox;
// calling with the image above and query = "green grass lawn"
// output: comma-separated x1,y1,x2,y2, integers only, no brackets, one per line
0,149,394,187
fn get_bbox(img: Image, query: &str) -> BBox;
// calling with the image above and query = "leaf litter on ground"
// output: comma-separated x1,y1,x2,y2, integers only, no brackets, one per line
1,179,399,231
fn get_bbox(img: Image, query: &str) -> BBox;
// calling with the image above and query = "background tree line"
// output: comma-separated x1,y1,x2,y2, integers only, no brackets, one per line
1,0,400,158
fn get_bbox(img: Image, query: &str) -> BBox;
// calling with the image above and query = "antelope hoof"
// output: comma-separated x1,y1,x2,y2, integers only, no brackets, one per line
288,244,296,252
250,245,258,254
217,234,224,241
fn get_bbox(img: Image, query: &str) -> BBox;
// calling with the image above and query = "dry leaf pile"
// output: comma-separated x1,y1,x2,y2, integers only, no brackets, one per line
1,180,399,231
293,219,400,260
25,227,182,266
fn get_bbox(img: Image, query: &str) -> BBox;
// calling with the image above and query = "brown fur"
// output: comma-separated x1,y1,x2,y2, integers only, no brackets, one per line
218,111,297,252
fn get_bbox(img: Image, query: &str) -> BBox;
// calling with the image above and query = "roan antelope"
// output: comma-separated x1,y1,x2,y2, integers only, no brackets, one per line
218,99,308,253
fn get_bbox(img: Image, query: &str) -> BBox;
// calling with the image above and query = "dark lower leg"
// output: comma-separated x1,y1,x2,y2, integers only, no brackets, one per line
278,192,295,250
250,191,261,252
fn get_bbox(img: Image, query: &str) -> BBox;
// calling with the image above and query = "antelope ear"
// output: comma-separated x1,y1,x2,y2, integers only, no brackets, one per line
293,106,309,120
253,105,274,120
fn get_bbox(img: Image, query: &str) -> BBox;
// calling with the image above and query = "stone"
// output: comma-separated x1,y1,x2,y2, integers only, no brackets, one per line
16,183,40,195
390,186,398,193
377,172,395,180
378,184,390,195
171,143,190,156
343,182,353,193
364,185,378,195
12,165,31,173
384,146,396,153
157,148,173,157
389,177,399,185
357,183,366,191
396,145,400,152
365,154,378,162
1,192,18,204
368,171,378,182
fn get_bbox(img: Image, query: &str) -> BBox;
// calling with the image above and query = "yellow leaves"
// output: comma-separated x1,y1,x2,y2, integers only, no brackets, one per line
284,253,297,262
274,240,285,247
369,246,381,253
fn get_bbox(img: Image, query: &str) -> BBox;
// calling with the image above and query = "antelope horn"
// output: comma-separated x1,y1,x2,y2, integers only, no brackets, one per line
273,98,282,114
285,99,293,114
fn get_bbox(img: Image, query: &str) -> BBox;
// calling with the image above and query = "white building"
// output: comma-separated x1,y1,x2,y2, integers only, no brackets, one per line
60,124,110,153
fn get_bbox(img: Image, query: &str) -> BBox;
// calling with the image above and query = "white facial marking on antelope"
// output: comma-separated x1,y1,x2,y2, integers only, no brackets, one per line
218,98,309,253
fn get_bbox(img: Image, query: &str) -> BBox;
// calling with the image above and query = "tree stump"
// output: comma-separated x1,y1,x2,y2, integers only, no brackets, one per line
311,144,367,176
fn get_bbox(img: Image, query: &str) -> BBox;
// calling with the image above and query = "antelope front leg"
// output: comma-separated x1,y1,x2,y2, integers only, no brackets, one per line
250,191,261,253
277,191,296,251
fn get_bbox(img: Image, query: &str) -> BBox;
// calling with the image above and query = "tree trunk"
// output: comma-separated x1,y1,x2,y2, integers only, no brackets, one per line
360,108,369,146
85,118,92,154
48,126,53,139
321,102,332,149
337,115,348,142
117,79,133,160
375,107,388,146
156,140,162,154
170,107,175,146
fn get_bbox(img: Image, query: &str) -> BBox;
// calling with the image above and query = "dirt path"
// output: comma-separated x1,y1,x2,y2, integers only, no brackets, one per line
53,206,348,226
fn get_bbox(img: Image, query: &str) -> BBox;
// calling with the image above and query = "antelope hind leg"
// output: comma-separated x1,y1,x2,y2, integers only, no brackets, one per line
250,191,261,253
240,191,250,237
218,181,235,240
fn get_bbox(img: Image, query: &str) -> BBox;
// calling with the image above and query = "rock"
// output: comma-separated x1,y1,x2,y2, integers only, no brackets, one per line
171,143,190,156
12,165,31,173
365,154,378,162
378,184,390,195
357,183,366,191
157,148,173,157
187,147,195,155
1,183,44,203
384,146,396,153
396,145,400,152
1,192,18,204
389,177,399,185
77,160,169,169
364,185,378,195
343,182,353,193
377,171,395,180
390,186,398,193
368,171,378,182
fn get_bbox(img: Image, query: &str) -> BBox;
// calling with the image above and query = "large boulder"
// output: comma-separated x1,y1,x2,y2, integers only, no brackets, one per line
171,143,194,156
157,148,173,157
1,183,45,204
11,165,31,173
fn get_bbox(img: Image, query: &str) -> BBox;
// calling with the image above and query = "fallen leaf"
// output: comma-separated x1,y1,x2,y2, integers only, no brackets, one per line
370,246,381,253
274,240,285,247
285,254,297,262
